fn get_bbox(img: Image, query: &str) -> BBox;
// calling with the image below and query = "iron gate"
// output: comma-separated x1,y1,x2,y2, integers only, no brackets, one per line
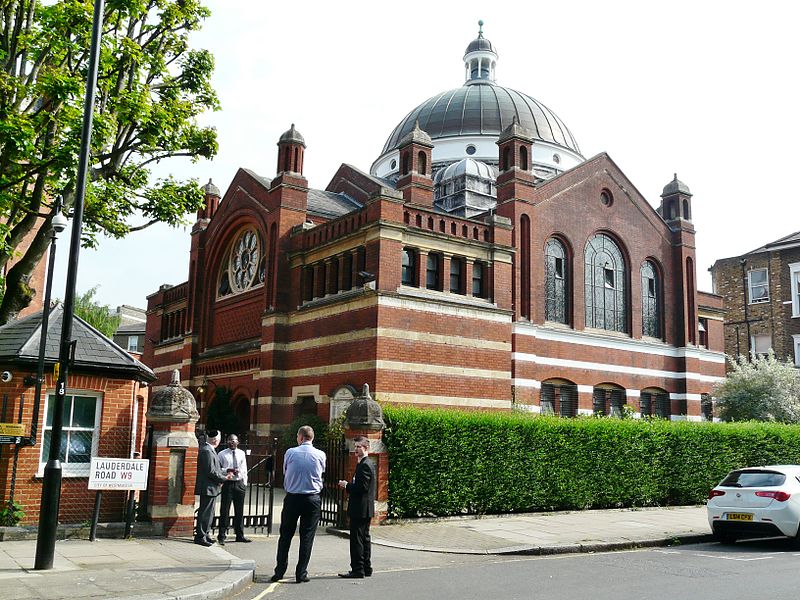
319,436,347,528
193,436,278,537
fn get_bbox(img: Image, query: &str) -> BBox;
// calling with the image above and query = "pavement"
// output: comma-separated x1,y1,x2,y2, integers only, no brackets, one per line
0,492,713,600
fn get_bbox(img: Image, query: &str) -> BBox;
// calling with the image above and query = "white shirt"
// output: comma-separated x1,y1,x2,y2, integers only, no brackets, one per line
217,447,248,486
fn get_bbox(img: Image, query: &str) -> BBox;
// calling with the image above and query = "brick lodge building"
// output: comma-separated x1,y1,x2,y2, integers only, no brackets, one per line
143,25,726,442
710,231,800,365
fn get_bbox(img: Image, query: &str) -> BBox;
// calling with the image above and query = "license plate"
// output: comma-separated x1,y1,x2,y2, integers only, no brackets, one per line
726,513,753,521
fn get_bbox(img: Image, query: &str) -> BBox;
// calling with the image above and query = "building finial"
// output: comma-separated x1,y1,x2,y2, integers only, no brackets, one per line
478,20,484,37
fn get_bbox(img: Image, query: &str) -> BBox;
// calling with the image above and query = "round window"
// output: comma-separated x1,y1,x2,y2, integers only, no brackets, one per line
390,159,397,170
553,153,561,164
600,190,613,207
466,144,477,155
229,229,261,293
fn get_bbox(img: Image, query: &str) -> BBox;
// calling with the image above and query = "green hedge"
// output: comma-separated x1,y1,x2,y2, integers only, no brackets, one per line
382,406,800,518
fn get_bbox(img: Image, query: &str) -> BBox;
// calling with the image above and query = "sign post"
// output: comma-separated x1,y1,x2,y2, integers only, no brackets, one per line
87,458,149,540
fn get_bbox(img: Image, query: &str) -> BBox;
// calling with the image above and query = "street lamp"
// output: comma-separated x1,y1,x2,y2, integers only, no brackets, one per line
34,0,105,571
26,199,68,446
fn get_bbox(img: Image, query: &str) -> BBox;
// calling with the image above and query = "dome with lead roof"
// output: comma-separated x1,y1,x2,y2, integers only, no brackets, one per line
371,22,583,181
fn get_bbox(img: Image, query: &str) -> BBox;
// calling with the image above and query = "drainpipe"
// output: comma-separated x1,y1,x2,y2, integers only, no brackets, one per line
740,259,751,359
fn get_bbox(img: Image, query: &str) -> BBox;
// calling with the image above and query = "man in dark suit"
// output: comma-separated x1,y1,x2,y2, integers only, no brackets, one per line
195,430,231,546
338,436,376,578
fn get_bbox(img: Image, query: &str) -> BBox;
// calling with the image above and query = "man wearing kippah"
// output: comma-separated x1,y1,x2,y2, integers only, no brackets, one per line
194,430,232,546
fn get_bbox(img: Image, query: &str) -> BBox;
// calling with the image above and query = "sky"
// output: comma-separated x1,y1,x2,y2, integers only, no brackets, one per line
51,0,800,310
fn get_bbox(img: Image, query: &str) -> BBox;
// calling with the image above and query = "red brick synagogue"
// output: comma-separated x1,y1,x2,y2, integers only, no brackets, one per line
143,25,726,444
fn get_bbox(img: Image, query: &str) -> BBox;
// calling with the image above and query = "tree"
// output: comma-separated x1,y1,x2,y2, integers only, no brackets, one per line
714,352,800,423
0,0,219,324
73,285,119,337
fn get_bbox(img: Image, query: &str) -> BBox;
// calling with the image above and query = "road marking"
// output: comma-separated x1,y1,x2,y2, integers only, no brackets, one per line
654,548,779,562
252,582,279,598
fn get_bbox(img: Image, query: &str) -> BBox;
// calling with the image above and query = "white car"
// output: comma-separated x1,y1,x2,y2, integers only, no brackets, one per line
707,465,800,543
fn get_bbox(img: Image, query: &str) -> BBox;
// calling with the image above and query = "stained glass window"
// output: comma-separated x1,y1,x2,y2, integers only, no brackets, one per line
585,234,626,332
218,228,265,299
545,238,567,324
641,261,661,338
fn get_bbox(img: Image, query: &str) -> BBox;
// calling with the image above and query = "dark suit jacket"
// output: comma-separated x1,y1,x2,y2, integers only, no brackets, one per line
346,457,376,519
195,443,227,497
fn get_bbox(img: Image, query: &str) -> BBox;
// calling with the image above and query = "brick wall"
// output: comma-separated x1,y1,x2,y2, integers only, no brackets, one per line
712,245,800,364
0,368,147,525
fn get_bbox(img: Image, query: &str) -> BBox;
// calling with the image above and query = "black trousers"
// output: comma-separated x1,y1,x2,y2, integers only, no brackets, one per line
218,481,246,540
195,494,217,541
349,516,372,575
273,493,321,579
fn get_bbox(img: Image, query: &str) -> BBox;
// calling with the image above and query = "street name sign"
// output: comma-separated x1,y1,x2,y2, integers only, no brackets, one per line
88,458,150,490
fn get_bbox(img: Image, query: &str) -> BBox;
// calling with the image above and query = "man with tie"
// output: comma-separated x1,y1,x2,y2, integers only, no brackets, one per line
217,434,251,545
194,430,232,546
338,436,376,578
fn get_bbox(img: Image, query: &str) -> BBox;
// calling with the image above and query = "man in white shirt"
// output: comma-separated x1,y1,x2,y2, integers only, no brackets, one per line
217,434,251,544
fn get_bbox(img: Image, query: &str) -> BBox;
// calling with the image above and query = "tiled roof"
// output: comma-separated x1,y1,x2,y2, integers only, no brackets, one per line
746,230,800,255
307,189,361,219
0,306,155,381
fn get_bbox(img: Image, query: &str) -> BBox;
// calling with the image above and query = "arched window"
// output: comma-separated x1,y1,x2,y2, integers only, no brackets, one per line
682,199,690,219
545,238,568,324
401,248,417,286
520,215,531,319
540,379,578,417
402,152,410,175
283,147,290,172
640,388,670,419
502,147,511,171
686,256,696,345
592,385,627,417
418,150,427,175
641,261,661,338
426,253,441,290
293,147,299,172
584,234,626,332
520,146,528,170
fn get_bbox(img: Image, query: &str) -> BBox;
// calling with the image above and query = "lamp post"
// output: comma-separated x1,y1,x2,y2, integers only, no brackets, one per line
34,0,105,571
27,199,69,445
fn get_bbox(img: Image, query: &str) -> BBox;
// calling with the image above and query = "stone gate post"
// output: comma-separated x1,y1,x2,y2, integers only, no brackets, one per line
145,370,200,537
343,384,387,523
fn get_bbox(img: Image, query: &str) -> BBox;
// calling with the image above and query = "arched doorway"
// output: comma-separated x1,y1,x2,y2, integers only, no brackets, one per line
206,387,251,438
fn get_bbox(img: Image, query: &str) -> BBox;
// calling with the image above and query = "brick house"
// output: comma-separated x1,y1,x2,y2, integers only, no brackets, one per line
710,231,800,365
0,306,155,524
143,26,725,443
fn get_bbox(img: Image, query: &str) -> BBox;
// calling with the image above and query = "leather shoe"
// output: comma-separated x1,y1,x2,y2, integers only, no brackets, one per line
296,575,310,583
365,569,373,577
235,536,252,543
194,538,213,547
338,571,365,579
270,574,283,583
217,539,225,546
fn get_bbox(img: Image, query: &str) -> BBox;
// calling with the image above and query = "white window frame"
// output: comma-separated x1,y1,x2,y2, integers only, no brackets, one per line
38,391,103,478
126,335,141,353
793,334,800,367
747,268,769,304
790,262,800,318
750,333,772,358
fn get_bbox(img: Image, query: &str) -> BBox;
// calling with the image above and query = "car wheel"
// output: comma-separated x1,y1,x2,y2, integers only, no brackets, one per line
713,532,736,544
